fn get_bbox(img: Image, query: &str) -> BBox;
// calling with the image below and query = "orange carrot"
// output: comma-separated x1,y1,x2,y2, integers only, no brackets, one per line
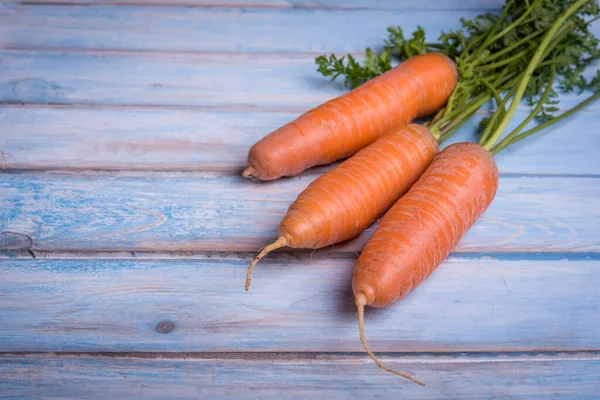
242,53,458,181
245,124,439,290
352,142,499,385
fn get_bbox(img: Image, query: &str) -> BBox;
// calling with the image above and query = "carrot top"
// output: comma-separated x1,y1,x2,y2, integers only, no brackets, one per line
316,0,600,150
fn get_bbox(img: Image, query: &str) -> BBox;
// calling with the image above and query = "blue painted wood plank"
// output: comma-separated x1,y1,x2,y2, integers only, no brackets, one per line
0,257,599,352
1,354,598,399
10,0,505,10
1,50,597,111
0,173,598,252
1,106,599,175
0,3,492,53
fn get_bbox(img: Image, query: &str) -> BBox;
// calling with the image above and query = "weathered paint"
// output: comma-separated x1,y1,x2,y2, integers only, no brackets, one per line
0,258,599,352
0,50,598,111
0,231,32,250
0,106,302,171
0,3,488,53
1,354,599,399
1,106,598,174
0,173,598,252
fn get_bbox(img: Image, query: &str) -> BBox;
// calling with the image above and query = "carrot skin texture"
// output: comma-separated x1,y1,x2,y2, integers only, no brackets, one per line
244,53,458,181
280,124,439,249
353,142,499,308
245,124,439,290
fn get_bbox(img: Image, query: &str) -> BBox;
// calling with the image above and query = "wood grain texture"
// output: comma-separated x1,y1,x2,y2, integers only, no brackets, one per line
0,3,486,53
1,354,599,399
9,0,505,10
1,257,599,352
0,173,598,252
1,50,598,111
2,106,599,174
0,0,598,395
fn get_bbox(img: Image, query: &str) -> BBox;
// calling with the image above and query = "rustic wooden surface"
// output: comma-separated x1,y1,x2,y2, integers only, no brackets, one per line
1,0,599,398
2,257,600,352
2,354,600,399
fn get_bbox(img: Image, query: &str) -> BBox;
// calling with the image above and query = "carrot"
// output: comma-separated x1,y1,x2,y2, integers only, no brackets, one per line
242,53,458,181
352,142,498,385
245,123,439,290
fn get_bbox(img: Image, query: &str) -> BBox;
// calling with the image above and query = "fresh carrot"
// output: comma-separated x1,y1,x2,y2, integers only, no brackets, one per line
245,123,438,290
242,53,457,181
350,0,600,385
352,142,498,386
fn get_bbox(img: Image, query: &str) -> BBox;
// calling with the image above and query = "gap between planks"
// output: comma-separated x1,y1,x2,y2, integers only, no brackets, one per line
0,102,309,113
0,46,356,58
2,350,600,364
2,250,600,261
0,102,543,116
1,167,600,178
3,98,600,115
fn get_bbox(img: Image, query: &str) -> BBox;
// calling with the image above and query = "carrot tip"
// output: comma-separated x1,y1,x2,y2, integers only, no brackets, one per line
355,293,367,308
357,295,425,386
245,236,288,291
242,167,256,179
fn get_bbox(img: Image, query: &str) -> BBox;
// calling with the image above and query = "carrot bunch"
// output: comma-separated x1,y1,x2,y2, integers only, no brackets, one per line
241,0,600,386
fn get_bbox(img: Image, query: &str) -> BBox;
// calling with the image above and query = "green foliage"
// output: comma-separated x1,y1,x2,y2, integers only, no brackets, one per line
315,49,392,89
314,0,600,145
383,26,428,59
314,25,433,89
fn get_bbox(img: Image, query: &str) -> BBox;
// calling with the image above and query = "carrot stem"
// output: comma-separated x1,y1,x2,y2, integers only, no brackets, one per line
245,236,288,291
430,94,488,140
482,0,590,151
356,294,425,386
478,85,518,145
490,64,556,152
478,28,545,65
438,106,479,143
431,72,520,143
432,93,488,130
480,78,503,109
475,48,531,72
492,90,600,154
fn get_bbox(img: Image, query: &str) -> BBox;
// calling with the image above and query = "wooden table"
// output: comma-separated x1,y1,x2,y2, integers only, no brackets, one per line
1,1,599,398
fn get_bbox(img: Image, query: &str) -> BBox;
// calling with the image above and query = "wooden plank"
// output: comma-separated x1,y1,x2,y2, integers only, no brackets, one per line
0,51,336,108
0,257,599,352
8,0,505,10
0,3,490,53
1,353,598,399
0,173,598,252
1,106,599,174
1,50,597,111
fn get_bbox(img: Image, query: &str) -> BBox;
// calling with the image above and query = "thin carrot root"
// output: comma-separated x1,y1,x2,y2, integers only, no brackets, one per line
356,294,425,386
242,167,256,179
245,236,288,291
